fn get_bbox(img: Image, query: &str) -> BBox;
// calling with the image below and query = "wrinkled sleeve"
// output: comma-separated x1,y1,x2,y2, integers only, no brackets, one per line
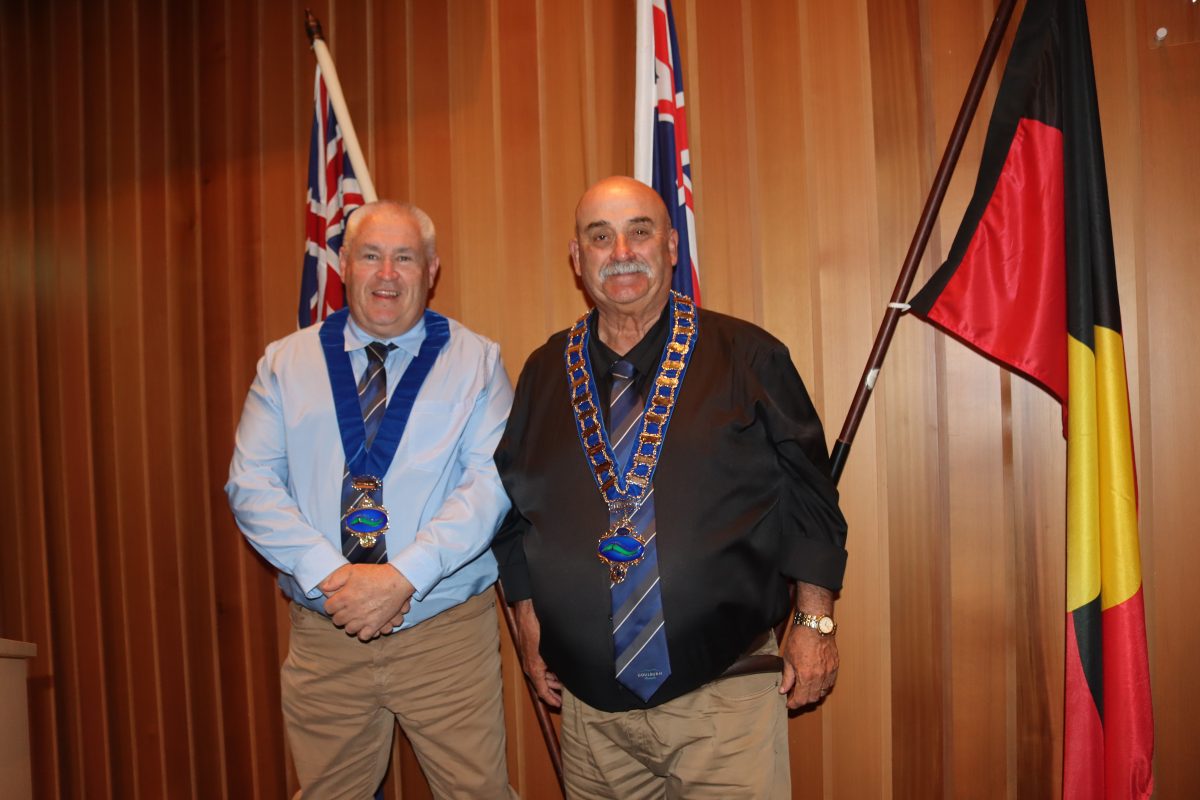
755,343,849,590
389,342,515,600
225,349,345,597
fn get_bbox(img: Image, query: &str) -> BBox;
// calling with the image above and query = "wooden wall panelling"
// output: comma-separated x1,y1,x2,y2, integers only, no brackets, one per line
331,0,371,186
494,0,546,399
1138,1,1200,794
41,0,117,794
535,0,592,337
796,0,891,795
923,1,1011,796
165,1,232,795
1008,378,1066,797
585,0,634,185
407,2,457,323
446,0,502,341
256,0,305,791
259,0,308,343
92,0,167,793
864,0,951,794
371,0,412,206
744,0,817,375
687,0,757,323
138,0,199,792
736,1,823,795
197,0,256,794
0,0,63,794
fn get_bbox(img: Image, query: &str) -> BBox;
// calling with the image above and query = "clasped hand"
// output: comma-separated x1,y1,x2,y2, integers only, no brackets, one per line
319,564,414,641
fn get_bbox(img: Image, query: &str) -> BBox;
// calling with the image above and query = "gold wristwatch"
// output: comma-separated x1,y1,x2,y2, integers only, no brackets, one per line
793,611,837,636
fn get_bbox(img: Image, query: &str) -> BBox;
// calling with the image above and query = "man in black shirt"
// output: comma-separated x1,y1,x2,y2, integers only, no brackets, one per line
493,176,848,798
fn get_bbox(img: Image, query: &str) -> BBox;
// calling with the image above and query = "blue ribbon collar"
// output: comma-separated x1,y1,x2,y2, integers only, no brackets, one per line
319,307,450,479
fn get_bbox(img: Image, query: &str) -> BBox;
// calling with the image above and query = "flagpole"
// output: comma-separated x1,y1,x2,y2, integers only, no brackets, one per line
828,0,1018,484
494,581,565,793
303,9,378,203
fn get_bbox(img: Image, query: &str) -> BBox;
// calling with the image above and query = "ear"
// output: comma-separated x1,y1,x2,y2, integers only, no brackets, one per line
569,238,582,277
668,228,679,267
427,256,441,287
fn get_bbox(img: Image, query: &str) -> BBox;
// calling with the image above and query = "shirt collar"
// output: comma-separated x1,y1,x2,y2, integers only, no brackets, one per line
344,313,427,359
588,302,671,378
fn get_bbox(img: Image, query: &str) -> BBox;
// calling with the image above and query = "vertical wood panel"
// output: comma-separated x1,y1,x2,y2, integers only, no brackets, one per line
688,0,756,323
2,1,1198,797
45,0,116,794
371,0,411,202
1138,1,1200,794
798,0,892,792
745,0,816,370
0,0,64,795
536,0,592,334
925,2,1010,796
865,0,951,794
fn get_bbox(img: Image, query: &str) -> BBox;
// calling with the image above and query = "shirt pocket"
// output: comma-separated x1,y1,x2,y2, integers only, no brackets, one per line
397,399,470,475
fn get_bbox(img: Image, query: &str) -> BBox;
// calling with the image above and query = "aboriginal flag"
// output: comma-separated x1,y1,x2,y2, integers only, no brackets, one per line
908,0,1154,796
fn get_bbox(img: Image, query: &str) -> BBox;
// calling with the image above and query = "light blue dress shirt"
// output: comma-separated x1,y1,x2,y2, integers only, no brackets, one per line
226,313,513,628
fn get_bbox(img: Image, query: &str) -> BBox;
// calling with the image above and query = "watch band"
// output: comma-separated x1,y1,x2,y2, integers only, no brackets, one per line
793,611,837,636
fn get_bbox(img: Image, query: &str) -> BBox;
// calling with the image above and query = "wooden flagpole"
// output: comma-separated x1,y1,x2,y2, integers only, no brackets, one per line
828,0,1019,484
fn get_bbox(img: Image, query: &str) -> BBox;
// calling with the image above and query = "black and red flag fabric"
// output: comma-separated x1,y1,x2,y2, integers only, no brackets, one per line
908,0,1154,796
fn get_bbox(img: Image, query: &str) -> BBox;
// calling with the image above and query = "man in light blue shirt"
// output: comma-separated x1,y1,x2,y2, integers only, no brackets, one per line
226,201,517,799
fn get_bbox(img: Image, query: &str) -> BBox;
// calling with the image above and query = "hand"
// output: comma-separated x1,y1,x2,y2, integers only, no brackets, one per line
778,581,839,709
779,624,839,709
319,564,416,641
513,599,563,708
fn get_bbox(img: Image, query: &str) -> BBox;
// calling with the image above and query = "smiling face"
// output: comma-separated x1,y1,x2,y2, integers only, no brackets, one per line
341,205,439,339
569,177,678,322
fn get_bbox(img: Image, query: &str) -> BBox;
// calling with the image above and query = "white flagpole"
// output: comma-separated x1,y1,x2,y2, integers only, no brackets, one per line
304,9,378,203
633,0,654,185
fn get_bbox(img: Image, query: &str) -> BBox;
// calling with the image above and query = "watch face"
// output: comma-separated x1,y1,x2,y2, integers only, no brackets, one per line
818,616,835,635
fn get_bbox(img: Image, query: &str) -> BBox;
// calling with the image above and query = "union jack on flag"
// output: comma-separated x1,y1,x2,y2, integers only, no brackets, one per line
298,66,364,328
634,0,700,304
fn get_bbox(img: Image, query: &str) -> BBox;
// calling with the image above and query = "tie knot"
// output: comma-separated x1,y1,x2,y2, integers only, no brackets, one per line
610,359,636,382
366,341,394,363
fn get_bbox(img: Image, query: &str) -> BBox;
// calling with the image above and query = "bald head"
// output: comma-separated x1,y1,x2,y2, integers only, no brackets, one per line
574,176,672,238
570,176,678,330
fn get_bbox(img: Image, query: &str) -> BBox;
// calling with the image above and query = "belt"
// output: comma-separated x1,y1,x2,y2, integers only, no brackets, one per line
717,631,784,679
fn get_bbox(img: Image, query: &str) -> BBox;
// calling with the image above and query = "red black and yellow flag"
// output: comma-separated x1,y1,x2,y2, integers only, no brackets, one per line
909,0,1153,796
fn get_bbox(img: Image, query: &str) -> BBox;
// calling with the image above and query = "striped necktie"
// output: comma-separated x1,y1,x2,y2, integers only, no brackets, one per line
341,341,395,564
608,359,672,701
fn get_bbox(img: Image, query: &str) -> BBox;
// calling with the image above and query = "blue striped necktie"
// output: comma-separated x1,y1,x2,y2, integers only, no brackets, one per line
608,359,671,701
341,341,395,564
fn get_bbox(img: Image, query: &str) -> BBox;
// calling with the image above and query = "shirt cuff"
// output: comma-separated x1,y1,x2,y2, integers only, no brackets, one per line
293,539,349,598
390,544,442,601
779,538,848,592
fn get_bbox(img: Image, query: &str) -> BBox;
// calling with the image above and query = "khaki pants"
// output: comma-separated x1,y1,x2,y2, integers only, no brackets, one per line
281,591,516,800
560,637,790,799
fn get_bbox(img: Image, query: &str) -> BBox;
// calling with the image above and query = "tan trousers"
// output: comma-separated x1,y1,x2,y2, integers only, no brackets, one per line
281,591,517,800
560,637,790,799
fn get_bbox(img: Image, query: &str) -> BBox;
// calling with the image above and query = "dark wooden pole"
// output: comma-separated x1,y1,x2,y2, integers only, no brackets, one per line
495,581,564,794
829,0,1019,484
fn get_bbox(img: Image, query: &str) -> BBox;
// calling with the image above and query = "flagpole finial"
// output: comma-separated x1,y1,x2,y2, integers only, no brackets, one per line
304,9,324,44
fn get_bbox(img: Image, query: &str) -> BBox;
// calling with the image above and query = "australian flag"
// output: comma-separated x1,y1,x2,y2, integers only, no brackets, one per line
634,0,700,303
298,66,364,328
